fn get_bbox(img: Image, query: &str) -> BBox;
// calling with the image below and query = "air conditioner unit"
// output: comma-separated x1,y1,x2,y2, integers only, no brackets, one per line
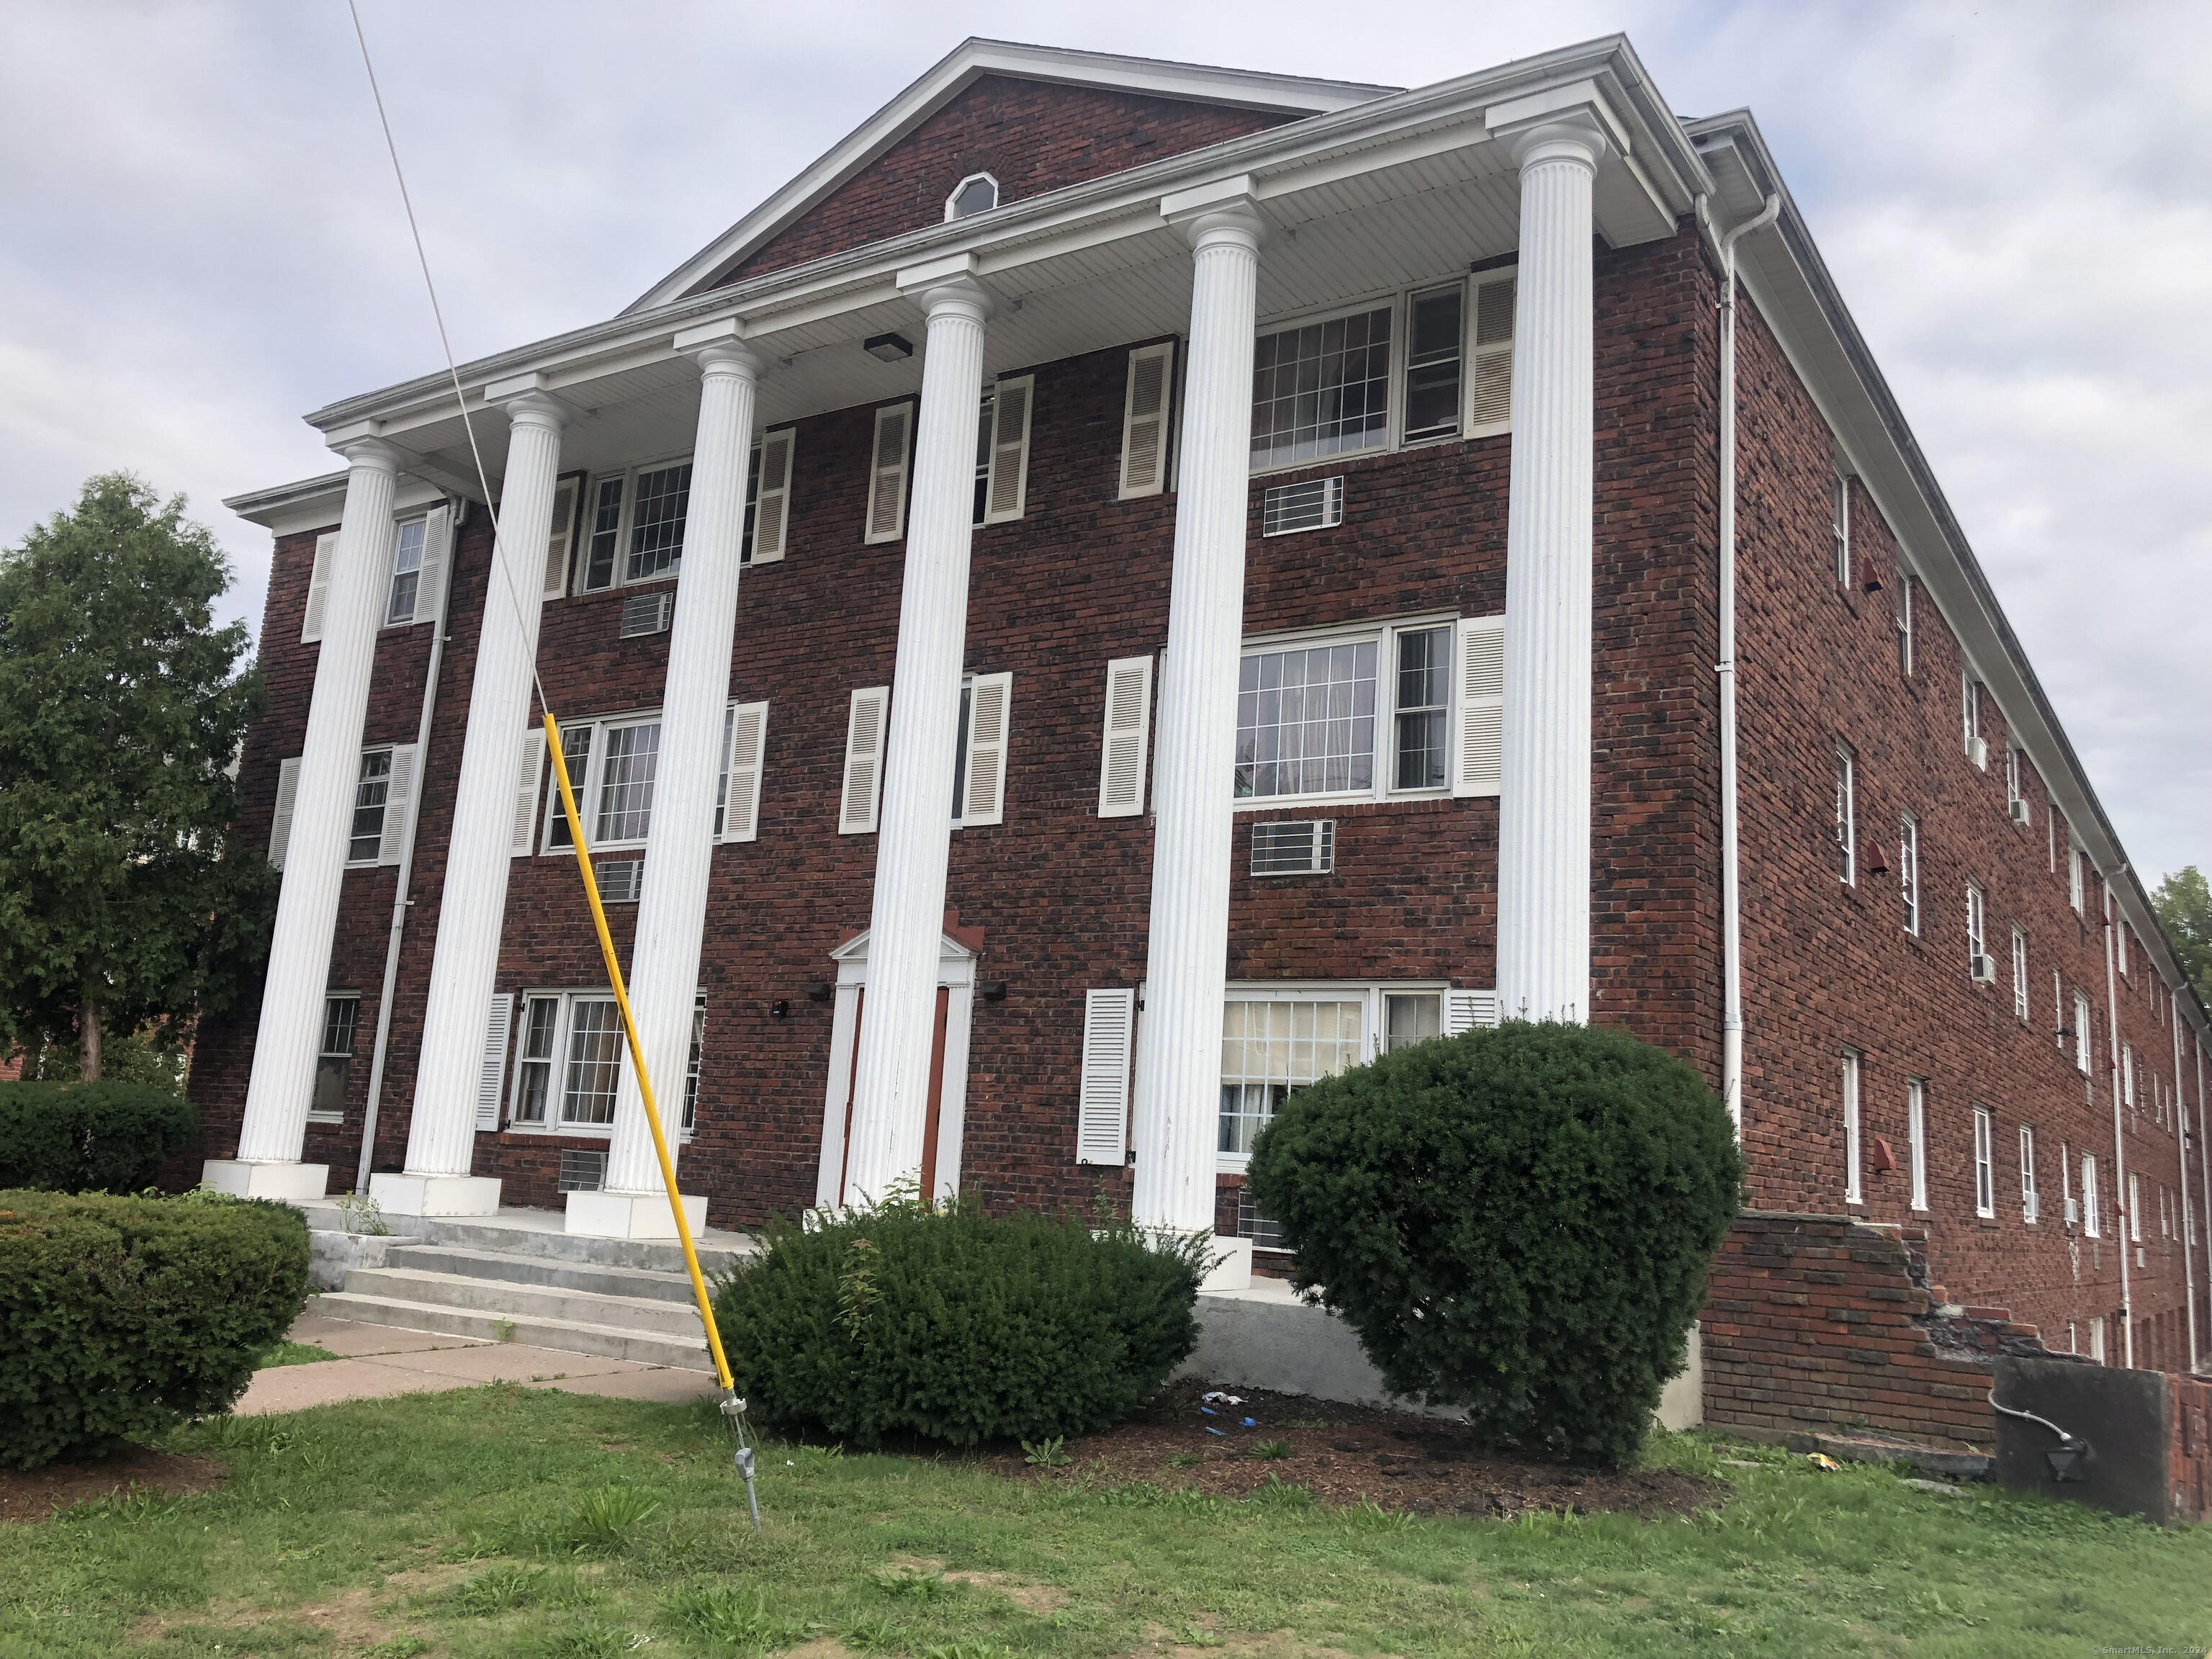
1967,735,1989,770
2008,798,2031,826
2064,1195,2080,1226
1969,953,1997,984
1251,819,1334,876
620,590,674,638
2023,1193,2039,1225
596,858,644,904
1260,475,1344,536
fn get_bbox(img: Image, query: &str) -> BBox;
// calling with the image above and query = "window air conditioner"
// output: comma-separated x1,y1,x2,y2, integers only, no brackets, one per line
2064,1195,2080,1226
2023,1193,2039,1224
1969,953,1997,984
2009,798,2031,826
1251,819,1335,876
1967,735,1989,770
620,590,675,638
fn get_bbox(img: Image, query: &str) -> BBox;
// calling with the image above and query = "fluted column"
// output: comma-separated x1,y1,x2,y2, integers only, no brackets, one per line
1495,120,1604,1024
1130,199,1264,1263
375,392,566,1216
843,275,993,1205
571,337,762,1239
207,439,405,1202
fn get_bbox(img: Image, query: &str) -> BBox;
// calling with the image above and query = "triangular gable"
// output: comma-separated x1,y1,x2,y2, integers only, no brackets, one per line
629,39,1394,312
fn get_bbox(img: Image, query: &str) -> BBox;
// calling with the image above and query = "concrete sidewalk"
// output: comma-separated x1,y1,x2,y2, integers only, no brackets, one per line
236,1314,724,1415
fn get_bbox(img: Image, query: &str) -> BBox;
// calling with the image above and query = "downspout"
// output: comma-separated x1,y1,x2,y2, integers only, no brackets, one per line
2103,884,2132,1367
1697,189,1780,1134
2175,999,2198,1372
354,493,461,1194
2198,1035,2210,1372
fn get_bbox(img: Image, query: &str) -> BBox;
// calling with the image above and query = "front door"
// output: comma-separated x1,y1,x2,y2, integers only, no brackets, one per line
831,982,954,1208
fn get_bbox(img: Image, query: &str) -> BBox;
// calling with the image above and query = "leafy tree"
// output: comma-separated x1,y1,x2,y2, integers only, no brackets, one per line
0,473,275,1080
2153,866,2212,1009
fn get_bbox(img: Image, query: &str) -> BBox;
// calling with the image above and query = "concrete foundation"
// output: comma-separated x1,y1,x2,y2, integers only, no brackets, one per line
565,1187,709,1240
202,1159,329,1203
369,1172,504,1217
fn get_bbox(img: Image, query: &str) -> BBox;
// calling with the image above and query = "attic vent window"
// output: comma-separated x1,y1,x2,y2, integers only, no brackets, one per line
946,173,999,222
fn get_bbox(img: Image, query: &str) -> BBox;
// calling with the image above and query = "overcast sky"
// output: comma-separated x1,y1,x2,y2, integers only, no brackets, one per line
5,1,2207,884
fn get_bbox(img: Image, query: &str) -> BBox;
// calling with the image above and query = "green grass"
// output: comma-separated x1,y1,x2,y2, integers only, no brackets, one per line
1,1386,2204,1656
256,1341,341,1369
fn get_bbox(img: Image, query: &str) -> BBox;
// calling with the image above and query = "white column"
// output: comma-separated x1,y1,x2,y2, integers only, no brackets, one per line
570,336,762,1239
842,274,992,1205
1494,120,1604,1025
1130,198,1264,1287
374,392,566,1217
207,439,404,1203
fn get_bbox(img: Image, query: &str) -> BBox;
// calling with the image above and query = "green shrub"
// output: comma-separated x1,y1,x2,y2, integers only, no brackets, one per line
1246,1020,1743,1467
0,1079,195,1192
0,1187,310,1467
714,1194,1206,1448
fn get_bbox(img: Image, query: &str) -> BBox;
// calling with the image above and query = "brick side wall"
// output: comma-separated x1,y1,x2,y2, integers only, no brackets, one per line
713,76,1295,289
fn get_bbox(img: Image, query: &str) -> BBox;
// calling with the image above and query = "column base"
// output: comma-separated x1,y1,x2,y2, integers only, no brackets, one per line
369,1172,503,1217
1201,1236,1254,1293
566,1188,709,1241
201,1159,330,1204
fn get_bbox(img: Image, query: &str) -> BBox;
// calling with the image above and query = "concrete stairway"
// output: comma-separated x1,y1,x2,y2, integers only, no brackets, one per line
301,1205,757,1372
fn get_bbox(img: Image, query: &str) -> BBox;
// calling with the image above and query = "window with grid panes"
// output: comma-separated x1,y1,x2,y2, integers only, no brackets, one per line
561,999,623,1125
1251,306,1393,469
683,998,705,1133
580,462,693,590
1238,640,1376,799
313,995,359,1118
544,723,596,850
1402,285,1464,442
386,517,426,625
1974,1106,1995,1217
1834,746,1856,884
593,721,661,845
1218,997,1366,1157
1383,992,1442,1050
1899,812,1920,932
349,750,392,864
1393,625,1451,789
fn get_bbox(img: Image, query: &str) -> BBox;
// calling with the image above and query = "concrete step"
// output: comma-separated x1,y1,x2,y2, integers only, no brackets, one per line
305,1290,714,1372
341,1266,707,1339
418,1215,757,1278
383,1244,707,1308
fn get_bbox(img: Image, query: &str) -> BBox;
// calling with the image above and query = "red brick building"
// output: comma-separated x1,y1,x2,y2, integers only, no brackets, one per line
196,37,2207,1386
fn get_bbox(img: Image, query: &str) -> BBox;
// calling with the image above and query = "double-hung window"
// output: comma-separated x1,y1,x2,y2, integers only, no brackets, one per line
1961,673,1984,764
2122,1042,2135,1109
1896,575,1915,675
2068,837,2085,913
386,516,427,624
541,714,662,853
2128,1172,2142,1243
1218,982,1455,1166
970,378,1032,527
1842,1050,1863,1205
1833,746,1856,884
1899,812,1920,932
2020,1124,2039,1225
509,990,624,1130
578,459,693,591
2011,926,2029,1020
1831,473,1851,585
1966,882,1987,971
349,749,395,865
313,994,359,1119
1973,1105,1995,1218
2082,1152,2101,1236
1403,284,1466,442
683,996,706,1135
2074,991,2093,1074
1907,1079,1928,1212
2005,746,2030,824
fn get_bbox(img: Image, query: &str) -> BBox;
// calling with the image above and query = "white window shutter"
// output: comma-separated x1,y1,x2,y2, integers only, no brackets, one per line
864,405,912,544
1118,343,1175,499
475,992,514,1130
269,756,302,868
1469,274,1516,431
302,532,339,643
838,686,889,834
752,430,796,562
1445,989,1499,1035
377,743,418,865
1076,988,1136,1164
1097,655,1154,818
961,671,1012,827
544,477,578,600
983,376,1033,523
511,728,546,856
1452,615,1507,797
413,505,453,625
719,700,769,843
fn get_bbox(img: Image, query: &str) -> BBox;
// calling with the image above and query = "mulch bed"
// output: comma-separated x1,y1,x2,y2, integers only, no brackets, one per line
0,1447,226,1522
994,1379,1720,1520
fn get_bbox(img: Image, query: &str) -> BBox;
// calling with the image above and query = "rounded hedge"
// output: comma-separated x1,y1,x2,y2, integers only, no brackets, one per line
0,1079,196,1192
1246,1020,1743,1467
714,1196,1206,1449
0,1188,310,1468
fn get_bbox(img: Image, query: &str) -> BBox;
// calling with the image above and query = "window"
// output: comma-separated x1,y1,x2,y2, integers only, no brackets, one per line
1973,1105,1995,1218
682,995,705,1134
2128,1172,2142,1243
2005,746,2030,824
1251,305,1393,469
1834,747,1856,884
1907,1079,1928,1212
508,991,624,1129
1966,882,1987,970
740,430,795,565
541,716,661,853
2021,1123,2042,1225
2074,991,2092,1074
2118,922,2131,979
2053,969,2066,1049
2069,837,2085,913
2090,1316,2105,1364
1217,983,1455,1165
1842,1050,1863,1205
2082,1152,2101,1236
713,701,768,845
1899,812,1920,933
1897,575,1915,675
864,405,913,544
971,379,1032,527
1235,617,1482,805
386,516,427,624
349,749,394,865
1961,673,1984,763
2012,927,2029,1020
2123,1042,2135,1109
1118,342,1175,499
945,171,998,220
1831,473,1851,585
950,673,1012,829
1383,992,1442,1051
313,994,359,1118
580,459,693,590
1403,284,1465,442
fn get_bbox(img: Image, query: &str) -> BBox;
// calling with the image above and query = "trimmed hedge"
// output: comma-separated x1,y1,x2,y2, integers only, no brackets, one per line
1247,1020,1743,1467
715,1196,1206,1448
0,1188,310,1468
0,1079,195,1192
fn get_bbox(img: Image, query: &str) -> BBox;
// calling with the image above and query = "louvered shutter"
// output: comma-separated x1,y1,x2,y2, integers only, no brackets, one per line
1076,988,1136,1164
544,477,579,600
719,700,769,843
413,505,453,625
838,686,889,834
751,429,795,563
1452,615,1507,796
1444,989,1498,1035
1118,342,1175,498
377,743,419,865
1097,655,1154,818
958,672,1011,826
269,756,302,868
475,992,514,1130
983,377,1033,523
302,531,339,643
511,728,546,855
864,405,912,544
1468,275,1516,431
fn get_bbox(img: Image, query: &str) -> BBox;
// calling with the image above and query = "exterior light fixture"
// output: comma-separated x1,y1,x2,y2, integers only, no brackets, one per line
2044,1436,2090,1483
805,982,833,1002
979,980,1007,1002
864,332,914,362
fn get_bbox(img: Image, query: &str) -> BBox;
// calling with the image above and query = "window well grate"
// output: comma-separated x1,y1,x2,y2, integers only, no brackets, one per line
1262,475,1344,536
595,858,644,904
619,590,674,638
557,1148,607,1192
1251,819,1334,876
